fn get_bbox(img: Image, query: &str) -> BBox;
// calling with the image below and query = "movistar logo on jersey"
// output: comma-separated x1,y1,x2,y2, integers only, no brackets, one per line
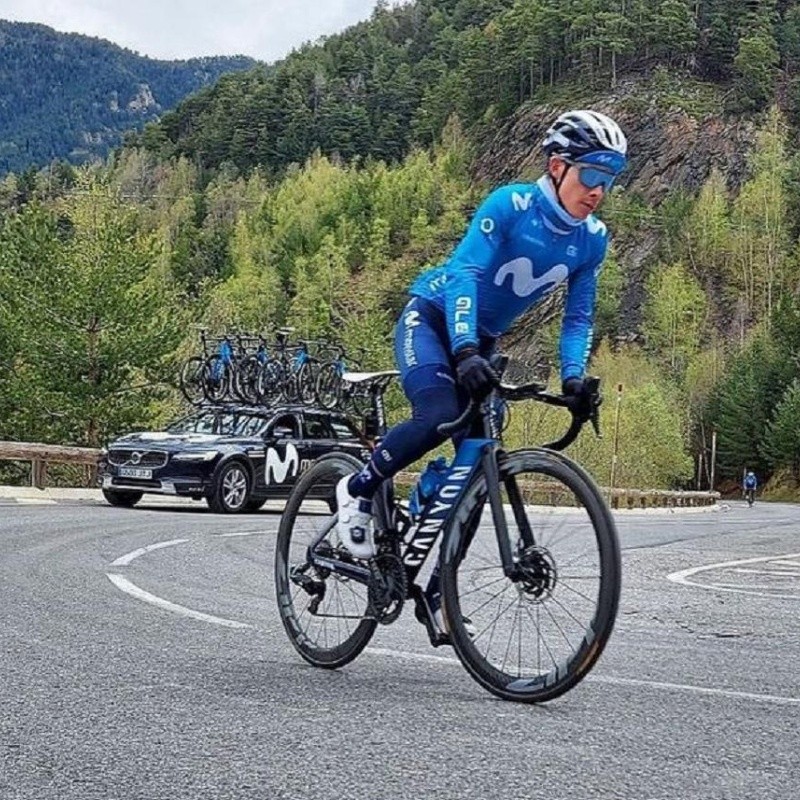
494,258,569,298
511,192,533,212
585,216,607,236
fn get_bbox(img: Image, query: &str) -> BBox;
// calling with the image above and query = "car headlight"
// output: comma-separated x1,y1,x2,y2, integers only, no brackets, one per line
171,451,219,462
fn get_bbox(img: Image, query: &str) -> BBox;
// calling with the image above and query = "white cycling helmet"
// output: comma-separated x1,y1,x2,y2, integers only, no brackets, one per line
542,109,628,160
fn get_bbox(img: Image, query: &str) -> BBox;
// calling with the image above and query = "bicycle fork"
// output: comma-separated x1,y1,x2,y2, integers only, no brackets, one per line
481,443,538,582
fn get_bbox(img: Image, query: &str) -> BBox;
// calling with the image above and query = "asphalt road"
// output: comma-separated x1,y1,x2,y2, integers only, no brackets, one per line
2,497,799,800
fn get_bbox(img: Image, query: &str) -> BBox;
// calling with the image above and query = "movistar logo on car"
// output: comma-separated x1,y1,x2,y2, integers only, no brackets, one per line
265,443,299,485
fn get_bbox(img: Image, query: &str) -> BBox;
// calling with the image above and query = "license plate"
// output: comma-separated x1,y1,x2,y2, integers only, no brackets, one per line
118,467,152,479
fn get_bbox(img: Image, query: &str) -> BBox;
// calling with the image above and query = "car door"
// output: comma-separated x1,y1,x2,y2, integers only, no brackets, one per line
328,414,370,461
300,412,339,466
261,411,303,496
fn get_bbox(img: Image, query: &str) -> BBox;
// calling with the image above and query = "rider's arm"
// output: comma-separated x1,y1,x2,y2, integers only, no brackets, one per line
559,238,607,381
444,186,514,354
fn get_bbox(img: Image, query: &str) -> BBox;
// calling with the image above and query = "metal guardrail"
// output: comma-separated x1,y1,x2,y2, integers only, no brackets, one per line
395,472,719,509
0,442,720,506
0,441,101,489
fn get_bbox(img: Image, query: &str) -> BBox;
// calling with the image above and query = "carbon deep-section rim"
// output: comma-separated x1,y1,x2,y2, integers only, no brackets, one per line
275,452,377,669
440,448,621,703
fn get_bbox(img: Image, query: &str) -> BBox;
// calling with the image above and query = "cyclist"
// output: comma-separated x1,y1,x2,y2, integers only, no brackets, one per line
336,109,628,631
743,470,757,504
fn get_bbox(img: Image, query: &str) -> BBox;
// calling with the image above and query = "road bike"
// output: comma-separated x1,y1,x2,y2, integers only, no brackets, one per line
274,361,621,703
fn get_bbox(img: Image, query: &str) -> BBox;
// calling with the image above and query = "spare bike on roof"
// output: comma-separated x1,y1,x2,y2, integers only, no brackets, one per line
274,356,621,704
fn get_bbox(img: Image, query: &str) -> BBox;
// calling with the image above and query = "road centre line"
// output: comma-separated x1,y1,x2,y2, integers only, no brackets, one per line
365,648,800,706
106,573,252,629
667,551,800,601
111,538,189,566
732,568,800,577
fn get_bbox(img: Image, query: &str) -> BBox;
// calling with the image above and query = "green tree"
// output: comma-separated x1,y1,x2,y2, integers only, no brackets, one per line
709,330,795,480
0,178,186,446
731,31,780,111
761,378,800,475
643,262,707,376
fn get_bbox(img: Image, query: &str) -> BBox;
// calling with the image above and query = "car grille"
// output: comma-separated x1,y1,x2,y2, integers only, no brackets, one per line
108,449,169,468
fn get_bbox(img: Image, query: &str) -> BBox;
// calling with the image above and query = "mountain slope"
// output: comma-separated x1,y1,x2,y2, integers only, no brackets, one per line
132,0,797,178
0,20,256,173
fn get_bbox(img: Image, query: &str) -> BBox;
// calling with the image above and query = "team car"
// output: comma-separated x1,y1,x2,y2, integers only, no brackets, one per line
97,404,369,513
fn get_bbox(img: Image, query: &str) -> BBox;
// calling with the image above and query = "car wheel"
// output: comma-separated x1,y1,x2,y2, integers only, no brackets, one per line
244,497,268,512
102,489,143,508
207,461,251,513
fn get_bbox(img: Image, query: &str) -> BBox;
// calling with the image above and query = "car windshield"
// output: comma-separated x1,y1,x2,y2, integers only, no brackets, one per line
230,414,269,437
166,411,218,434
165,410,269,436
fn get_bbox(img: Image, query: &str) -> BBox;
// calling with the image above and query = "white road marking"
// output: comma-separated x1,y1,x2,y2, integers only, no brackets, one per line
106,573,252,629
17,498,57,505
216,530,264,538
732,568,800,577
585,675,800,707
667,552,800,600
111,538,189,566
105,540,800,705
364,647,800,705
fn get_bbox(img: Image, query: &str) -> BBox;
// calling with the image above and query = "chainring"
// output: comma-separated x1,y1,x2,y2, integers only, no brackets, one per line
367,553,407,625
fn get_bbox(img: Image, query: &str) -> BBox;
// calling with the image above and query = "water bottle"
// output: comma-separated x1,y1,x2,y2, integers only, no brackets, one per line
409,456,449,520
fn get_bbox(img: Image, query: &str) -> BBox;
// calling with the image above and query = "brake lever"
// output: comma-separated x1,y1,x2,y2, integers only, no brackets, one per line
585,376,602,438
589,400,602,437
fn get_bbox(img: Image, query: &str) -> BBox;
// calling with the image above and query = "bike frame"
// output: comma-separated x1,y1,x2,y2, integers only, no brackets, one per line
306,389,525,597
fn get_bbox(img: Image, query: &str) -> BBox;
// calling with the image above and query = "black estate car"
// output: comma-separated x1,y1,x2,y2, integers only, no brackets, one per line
98,405,368,513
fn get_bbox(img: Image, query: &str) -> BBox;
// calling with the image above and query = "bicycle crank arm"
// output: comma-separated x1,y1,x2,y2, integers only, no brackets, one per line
308,552,372,585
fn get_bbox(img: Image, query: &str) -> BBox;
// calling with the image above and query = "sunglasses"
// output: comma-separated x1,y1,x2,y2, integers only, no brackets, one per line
560,158,619,192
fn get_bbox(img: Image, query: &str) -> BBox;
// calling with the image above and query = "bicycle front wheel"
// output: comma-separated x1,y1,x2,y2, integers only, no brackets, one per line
275,453,377,669
440,448,621,703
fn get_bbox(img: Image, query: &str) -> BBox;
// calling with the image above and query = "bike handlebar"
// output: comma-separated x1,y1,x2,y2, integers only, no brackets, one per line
436,377,602,451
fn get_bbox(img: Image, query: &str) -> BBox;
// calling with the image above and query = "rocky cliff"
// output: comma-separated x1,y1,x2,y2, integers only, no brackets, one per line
474,73,762,362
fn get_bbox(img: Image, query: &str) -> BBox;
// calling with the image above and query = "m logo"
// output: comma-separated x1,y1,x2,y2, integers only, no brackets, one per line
586,217,607,236
494,258,569,298
511,192,533,212
265,443,299,485
404,310,421,328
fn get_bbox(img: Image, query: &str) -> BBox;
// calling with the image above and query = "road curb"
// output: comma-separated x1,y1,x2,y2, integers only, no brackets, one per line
0,485,720,514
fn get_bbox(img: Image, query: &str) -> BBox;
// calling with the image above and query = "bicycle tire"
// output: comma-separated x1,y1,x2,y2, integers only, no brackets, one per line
256,359,284,405
179,356,206,406
315,363,341,410
275,452,377,669
440,448,621,703
203,355,229,402
297,362,318,406
234,355,260,404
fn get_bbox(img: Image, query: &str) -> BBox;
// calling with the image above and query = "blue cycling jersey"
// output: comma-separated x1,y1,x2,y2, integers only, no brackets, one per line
409,175,610,380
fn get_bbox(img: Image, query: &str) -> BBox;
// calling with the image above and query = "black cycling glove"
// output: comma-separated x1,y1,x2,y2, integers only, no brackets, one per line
455,348,499,399
562,376,595,420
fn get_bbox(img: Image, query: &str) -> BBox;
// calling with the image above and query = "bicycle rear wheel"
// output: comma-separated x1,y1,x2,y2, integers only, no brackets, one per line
315,363,342,410
275,453,377,668
179,356,206,406
440,448,621,703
